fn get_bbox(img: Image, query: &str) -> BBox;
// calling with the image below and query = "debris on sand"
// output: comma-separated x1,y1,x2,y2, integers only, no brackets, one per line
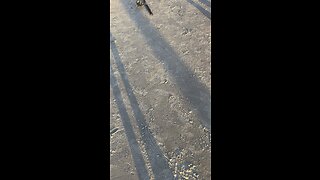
110,128,119,135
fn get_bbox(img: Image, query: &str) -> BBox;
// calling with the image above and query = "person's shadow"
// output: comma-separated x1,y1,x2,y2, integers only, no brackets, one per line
111,33,175,179
119,0,212,131
187,0,211,20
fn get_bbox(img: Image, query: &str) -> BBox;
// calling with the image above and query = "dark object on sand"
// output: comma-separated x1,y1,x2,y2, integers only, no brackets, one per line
136,0,153,15
110,127,119,135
